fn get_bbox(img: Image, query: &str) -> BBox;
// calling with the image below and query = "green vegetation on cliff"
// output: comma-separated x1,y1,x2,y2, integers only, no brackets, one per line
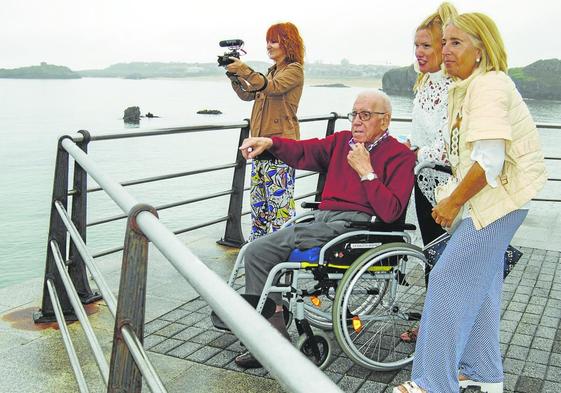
0,62,81,79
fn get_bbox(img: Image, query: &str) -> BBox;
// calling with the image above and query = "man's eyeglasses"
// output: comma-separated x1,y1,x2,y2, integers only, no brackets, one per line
347,111,386,122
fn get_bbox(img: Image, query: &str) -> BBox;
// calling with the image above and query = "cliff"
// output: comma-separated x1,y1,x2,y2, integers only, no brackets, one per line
509,59,561,100
381,65,417,96
382,59,561,100
0,62,81,79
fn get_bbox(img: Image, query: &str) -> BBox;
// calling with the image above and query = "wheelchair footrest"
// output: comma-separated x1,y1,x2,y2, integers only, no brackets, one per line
210,294,277,332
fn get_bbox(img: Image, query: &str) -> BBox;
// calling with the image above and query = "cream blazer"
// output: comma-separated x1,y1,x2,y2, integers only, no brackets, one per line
448,70,547,229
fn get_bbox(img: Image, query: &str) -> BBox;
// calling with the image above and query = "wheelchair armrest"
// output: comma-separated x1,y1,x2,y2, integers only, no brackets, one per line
414,161,452,176
301,201,320,210
346,220,417,231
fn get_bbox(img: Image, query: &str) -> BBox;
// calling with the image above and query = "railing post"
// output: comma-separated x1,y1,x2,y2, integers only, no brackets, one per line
108,204,156,393
68,130,102,304
217,120,250,247
315,112,338,202
34,136,77,323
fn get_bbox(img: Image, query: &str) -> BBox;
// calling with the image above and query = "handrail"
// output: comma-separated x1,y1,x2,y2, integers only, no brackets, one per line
46,279,90,393
49,239,110,384
61,137,343,392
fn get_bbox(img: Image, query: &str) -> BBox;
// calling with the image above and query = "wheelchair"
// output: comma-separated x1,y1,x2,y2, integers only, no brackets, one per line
214,201,431,371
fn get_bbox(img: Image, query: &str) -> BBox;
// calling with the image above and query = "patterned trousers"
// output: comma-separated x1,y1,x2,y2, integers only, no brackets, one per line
249,158,296,242
412,209,527,392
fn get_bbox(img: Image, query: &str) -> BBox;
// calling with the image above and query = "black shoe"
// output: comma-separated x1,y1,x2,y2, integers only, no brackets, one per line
235,351,262,369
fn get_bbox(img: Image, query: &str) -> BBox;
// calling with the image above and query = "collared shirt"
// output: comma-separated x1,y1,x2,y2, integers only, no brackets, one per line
348,130,390,152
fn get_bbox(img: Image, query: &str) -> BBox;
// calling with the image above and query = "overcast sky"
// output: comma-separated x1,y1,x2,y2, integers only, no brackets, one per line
2,0,560,70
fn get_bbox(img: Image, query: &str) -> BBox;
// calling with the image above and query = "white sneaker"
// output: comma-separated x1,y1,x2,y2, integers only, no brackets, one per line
459,379,503,393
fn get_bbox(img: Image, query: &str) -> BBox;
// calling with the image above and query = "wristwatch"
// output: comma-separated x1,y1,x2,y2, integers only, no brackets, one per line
360,172,377,182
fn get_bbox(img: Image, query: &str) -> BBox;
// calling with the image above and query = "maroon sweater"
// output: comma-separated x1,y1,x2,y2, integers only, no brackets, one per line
270,130,415,223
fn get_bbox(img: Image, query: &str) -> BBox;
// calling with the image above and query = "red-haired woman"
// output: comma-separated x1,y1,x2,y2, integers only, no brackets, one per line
226,22,305,241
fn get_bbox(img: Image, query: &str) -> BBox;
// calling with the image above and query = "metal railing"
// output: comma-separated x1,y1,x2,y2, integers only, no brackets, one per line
34,115,344,393
33,113,560,392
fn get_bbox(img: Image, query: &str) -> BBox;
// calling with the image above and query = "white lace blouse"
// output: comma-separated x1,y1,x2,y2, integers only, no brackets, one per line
410,70,452,206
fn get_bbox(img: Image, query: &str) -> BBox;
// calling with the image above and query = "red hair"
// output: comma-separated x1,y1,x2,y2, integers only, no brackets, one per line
266,22,305,65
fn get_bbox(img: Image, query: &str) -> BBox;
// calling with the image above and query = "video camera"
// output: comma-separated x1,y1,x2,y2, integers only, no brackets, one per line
217,39,246,67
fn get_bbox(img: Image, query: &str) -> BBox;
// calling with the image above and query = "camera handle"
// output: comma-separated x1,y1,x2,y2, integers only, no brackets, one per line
226,71,268,93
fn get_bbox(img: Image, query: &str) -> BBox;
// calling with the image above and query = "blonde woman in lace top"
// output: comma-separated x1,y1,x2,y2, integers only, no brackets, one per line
408,3,457,246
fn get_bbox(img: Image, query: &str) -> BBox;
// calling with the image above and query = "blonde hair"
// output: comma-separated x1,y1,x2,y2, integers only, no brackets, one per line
447,13,508,73
413,2,458,92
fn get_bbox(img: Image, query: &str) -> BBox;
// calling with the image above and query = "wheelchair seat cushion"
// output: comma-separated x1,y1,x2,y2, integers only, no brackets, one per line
288,246,321,262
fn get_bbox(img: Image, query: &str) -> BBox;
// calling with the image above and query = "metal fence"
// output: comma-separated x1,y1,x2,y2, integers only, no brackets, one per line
33,115,343,393
33,114,560,392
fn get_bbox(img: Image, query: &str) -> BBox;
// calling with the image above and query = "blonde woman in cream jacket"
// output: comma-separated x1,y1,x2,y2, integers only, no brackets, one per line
395,12,546,393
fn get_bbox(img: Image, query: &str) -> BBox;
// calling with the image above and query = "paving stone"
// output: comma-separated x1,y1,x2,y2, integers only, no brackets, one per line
507,344,530,360
500,330,514,344
507,301,527,312
516,285,533,295
346,364,371,379
536,326,557,340
166,341,202,358
504,358,525,375
546,366,561,382
159,307,191,322
186,346,221,363
144,318,170,335
155,322,187,337
501,319,519,333
356,380,386,393
143,334,166,350
527,348,551,365
526,304,545,315
193,317,214,329
532,337,554,351
367,369,399,384
520,313,541,325
542,380,561,393
208,333,238,349
150,338,184,354
206,349,238,367
529,296,548,306
540,316,560,329
326,356,354,374
503,310,524,322
522,362,547,379
503,372,518,392
511,333,533,347
516,322,538,335
176,312,207,326
512,294,531,304
173,326,205,341
324,371,344,384
190,330,223,345
180,298,207,311
336,375,364,393
515,376,544,393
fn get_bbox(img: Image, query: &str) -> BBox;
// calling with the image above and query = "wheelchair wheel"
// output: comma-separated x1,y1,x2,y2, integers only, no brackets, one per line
302,276,385,331
332,242,428,371
296,330,332,370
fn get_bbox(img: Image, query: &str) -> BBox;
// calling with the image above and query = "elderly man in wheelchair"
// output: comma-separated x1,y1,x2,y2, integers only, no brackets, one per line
214,90,431,371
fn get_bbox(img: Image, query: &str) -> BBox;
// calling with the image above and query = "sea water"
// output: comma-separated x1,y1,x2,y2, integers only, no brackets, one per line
0,77,560,288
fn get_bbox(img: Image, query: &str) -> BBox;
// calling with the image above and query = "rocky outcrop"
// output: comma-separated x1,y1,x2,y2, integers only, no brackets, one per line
197,109,222,115
381,65,417,96
0,62,81,79
509,59,561,100
123,106,141,123
382,59,561,100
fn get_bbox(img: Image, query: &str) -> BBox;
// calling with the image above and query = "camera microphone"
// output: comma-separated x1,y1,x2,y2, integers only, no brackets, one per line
219,39,244,48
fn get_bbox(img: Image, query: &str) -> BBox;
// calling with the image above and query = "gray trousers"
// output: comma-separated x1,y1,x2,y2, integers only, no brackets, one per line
244,210,371,304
